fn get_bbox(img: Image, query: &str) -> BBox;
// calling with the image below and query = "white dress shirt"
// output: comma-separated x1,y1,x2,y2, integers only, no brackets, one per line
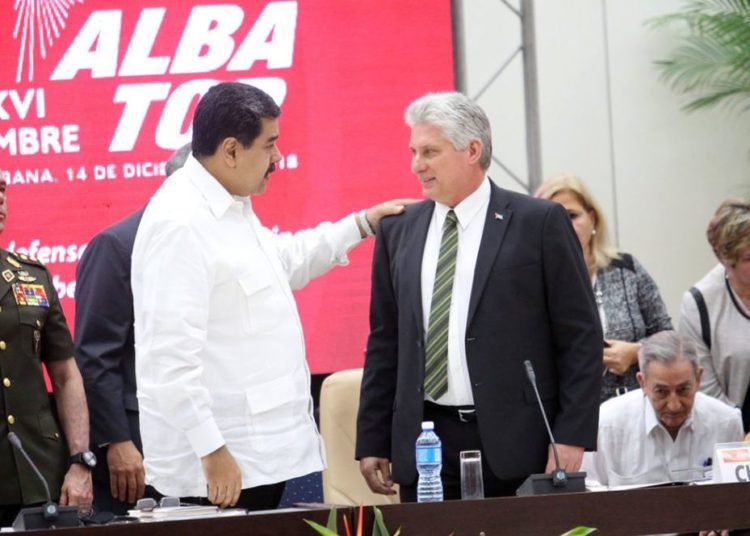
582,389,743,487
421,178,490,406
132,155,363,497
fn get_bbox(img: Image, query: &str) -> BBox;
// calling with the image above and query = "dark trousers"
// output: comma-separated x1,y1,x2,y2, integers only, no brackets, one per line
92,410,143,516
91,445,139,516
399,401,524,502
145,481,286,512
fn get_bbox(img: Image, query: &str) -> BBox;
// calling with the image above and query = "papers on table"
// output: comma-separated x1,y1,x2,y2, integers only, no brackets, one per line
127,505,246,522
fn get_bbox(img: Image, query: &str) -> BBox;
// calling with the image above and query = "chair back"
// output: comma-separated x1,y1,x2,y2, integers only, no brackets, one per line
320,368,400,505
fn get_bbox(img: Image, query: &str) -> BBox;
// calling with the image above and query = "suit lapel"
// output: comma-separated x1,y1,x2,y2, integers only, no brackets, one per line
467,182,513,325
404,202,434,337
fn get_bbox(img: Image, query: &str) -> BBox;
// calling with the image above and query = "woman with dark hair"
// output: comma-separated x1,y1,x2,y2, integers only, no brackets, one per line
536,174,672,402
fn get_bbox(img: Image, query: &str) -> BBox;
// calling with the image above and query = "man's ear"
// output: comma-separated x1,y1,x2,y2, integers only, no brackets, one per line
219,137,239,168
695,366,704,390
636,371,646,390
466,138,483,165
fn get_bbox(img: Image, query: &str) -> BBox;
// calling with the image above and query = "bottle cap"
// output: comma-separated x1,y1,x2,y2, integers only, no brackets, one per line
421,421,434,430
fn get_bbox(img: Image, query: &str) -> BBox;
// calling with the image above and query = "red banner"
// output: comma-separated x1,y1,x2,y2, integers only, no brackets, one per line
1,0,454,373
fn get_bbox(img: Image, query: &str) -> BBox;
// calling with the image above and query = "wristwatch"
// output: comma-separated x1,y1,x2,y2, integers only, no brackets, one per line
69,450,97,469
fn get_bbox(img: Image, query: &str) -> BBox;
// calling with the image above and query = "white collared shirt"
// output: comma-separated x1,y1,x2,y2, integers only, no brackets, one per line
582,389,743,487
421,178,490,406
132,155,363,497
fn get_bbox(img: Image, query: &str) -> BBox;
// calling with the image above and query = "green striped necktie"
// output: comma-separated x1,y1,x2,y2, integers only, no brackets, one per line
424,209,459,399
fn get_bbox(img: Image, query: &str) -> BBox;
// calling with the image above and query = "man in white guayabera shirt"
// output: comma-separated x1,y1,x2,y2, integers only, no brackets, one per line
131,82,412,510
582,330,743,488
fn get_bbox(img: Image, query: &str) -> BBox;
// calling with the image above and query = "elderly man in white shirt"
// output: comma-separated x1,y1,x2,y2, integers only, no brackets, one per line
582,330,743,488
132,82,412,510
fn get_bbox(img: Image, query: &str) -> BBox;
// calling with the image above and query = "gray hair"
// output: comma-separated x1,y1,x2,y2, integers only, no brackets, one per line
638,331,699,376
166,142,192,177
405,92,492,171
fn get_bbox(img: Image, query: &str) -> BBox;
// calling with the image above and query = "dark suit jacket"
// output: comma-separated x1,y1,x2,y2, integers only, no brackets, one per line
355,182,602,485
74,209,144,453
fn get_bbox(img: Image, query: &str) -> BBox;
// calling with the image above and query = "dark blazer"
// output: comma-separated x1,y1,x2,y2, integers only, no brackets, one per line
355,181,602,485
74,209,144,511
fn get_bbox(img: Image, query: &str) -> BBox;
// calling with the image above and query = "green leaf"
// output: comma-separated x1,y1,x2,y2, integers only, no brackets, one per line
304,519,340,536
560,527,597,536
648,0,750,114
326,506,338,532
372,506,390,536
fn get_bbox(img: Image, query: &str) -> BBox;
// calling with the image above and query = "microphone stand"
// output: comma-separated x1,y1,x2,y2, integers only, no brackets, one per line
515,361,587,496
7,432,81,530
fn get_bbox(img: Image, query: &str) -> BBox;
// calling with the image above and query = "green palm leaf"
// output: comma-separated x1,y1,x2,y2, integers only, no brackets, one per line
650,0,750,113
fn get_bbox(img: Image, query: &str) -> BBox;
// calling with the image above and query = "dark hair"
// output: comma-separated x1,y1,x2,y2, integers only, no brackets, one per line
191,82,281,158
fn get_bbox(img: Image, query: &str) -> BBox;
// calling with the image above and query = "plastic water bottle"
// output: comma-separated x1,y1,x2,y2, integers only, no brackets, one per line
416,421,443,502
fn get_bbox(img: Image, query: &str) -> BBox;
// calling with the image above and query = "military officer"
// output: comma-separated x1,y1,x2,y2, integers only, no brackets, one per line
0,175,93,527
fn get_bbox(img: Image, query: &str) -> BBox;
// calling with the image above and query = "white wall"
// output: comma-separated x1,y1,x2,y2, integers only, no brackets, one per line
460,0,750,321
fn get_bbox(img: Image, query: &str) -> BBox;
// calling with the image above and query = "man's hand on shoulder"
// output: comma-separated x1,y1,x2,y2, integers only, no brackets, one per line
59,463,93,511
365,199,421,233
545,443,584,473
201,445,242,508
359,456,396,495
107,440,145,503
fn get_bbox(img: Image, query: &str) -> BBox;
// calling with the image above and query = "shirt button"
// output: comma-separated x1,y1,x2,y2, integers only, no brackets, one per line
0,341,6,350
35,320,41,327
7,415,15,425
2,378,9,388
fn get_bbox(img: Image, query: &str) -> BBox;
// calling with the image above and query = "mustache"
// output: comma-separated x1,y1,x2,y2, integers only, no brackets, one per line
266,163,276,175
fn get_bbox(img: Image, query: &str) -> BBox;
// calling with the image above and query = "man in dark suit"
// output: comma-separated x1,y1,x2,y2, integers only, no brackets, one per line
74,144,190,514
356,92,602,501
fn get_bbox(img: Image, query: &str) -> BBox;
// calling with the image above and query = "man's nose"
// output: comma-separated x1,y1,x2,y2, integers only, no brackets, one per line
666,394,682,412
412,156,425,174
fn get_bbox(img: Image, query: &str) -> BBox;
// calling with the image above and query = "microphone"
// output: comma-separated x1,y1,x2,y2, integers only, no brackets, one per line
515,360,587,496
9,432,54,509
7,431,80,530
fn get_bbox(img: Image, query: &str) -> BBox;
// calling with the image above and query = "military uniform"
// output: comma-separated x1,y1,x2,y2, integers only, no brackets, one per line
0,249,73,506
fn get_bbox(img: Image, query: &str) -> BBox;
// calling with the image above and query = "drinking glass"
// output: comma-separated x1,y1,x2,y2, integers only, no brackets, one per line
460,450,484,500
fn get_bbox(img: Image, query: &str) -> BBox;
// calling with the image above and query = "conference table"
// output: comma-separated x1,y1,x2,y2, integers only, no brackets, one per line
18,482,750,535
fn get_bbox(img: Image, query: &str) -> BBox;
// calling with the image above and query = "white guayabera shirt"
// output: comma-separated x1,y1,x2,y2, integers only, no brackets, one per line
582,389,743,488
132,155,363,497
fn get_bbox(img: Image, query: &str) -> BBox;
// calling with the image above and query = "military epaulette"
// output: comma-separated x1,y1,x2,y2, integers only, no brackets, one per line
7,251,45,268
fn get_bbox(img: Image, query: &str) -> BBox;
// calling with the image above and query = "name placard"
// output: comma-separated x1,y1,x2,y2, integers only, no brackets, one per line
713,442,750,483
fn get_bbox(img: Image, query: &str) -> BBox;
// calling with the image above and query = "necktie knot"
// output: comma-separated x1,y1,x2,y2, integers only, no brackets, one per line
444,209,458,229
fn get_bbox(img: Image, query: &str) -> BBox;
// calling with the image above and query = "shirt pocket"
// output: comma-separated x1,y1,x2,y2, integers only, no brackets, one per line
18,307,47,358
38,412,63,442
245,375,306,451
236,270,284,335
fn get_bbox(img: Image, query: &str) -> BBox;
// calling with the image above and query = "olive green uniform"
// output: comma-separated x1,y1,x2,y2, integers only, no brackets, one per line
0,250,73,506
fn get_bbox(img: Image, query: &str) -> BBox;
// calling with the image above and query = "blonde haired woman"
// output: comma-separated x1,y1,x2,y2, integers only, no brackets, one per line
536,174,672,402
